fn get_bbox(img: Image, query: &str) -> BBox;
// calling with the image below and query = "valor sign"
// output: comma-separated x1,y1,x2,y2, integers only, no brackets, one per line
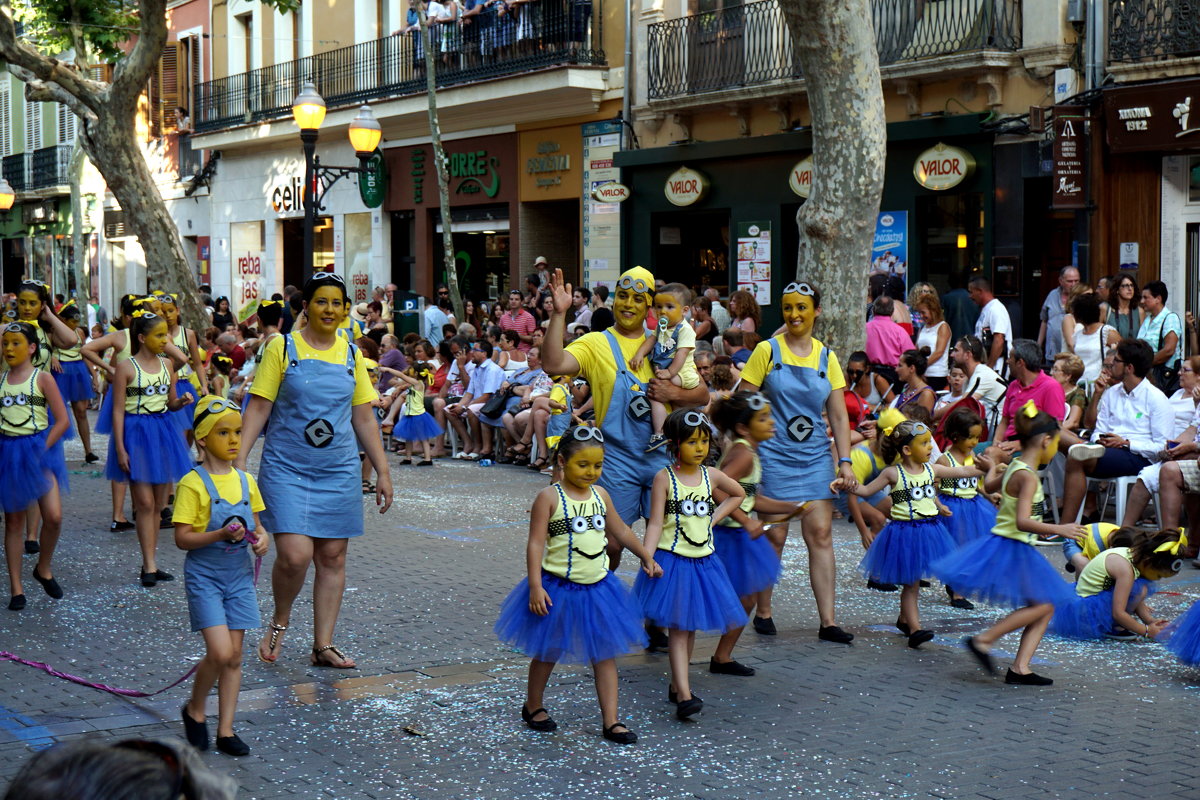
664,166,709,207
789,156,813,198
912,143,975,191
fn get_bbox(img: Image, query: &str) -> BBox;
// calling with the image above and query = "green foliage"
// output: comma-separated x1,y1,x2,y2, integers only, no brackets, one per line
12,0,138,63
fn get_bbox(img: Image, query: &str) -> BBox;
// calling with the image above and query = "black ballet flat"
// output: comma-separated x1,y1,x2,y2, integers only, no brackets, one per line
216,734,250,756
603,722,637,745
1005,669,1053,686
964,636,995,675
140,571,157,587
154,570,174,582
23,540,39,555
8,594,25,611
818,625,854,644
521,704,557,732
950,597,975,610
709,657,755,676
907,629,935,649
181,705,209,750
32,568,63,599
675,697,703,720
667,688,702,705
753,615,777,635
895,618,911,635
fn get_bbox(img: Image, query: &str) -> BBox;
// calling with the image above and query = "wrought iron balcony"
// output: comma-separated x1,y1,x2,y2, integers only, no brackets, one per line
2,153,28,192
1110,0,1200,63
195,0,604,134
29,145,72,189
647,0,1022,100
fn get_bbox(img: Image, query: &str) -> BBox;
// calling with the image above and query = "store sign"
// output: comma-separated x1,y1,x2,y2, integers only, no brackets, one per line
1052,105,1087,210
527,141,571,188
912,143,975,191
270,176,305,214
789,155,813,198
450,150,501,197
591,182,629,202
1105,79,1200,153
411,149,426,204
664,166,709,207
358,150,387,209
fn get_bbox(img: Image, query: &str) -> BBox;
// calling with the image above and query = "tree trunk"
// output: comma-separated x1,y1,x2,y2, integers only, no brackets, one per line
780,0,885,356
418,8,464,324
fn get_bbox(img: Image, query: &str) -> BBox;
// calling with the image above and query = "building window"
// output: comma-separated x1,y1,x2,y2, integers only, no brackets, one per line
0,84,10,157
1188,156,1200,204
237,12,254,73
25,99,40,151
57,103,76,145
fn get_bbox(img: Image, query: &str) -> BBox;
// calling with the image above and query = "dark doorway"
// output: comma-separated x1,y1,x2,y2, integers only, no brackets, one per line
651,210,730,296
280,216,332,289
390,211,415,292
2,238,26,294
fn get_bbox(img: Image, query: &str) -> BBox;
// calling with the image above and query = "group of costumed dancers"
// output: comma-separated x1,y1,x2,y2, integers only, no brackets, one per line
4,268,1200,753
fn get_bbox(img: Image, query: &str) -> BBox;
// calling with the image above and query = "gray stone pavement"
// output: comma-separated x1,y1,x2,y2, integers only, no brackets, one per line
2,423,1200,798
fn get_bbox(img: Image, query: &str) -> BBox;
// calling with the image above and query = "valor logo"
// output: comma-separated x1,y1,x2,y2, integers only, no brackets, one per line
304,418,335,448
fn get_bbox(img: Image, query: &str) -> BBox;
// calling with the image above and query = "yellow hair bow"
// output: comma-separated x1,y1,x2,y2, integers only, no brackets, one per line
1021,400,1039,419
882,424,896,437
60,299,76,310
1155,530,1189,555
212,354,232,366
131,309,156,319
259,299,283,309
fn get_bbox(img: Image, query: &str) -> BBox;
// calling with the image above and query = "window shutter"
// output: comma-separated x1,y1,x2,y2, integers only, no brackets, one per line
57,103,76,144
0,84,10,157
151,41,182,136
25,99,40,151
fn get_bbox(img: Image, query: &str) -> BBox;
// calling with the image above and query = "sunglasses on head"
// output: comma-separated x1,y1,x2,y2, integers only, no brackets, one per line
683,410,710,428
746,393,767,411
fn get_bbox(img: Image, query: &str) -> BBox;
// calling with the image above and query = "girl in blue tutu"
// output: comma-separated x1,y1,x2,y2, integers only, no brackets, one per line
1053,527,1180,641
836,420,983,649
52,303,98,464
108,310,196,587
936,407,1001,609
1,322,70,610
634,409,747,721
495,425,662,745
707,392,808,676
392,362,442,466
932,401,1084,685
159,293,207,445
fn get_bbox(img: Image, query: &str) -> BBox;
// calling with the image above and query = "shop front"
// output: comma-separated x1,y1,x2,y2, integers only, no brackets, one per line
518,124,584,286
1,197,86,300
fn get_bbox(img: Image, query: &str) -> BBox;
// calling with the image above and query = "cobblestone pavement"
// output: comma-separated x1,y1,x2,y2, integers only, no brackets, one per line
2,426,1199,799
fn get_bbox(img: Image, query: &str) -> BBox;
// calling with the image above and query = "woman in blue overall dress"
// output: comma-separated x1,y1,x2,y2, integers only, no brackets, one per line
238,273,394,670
737,281,858,643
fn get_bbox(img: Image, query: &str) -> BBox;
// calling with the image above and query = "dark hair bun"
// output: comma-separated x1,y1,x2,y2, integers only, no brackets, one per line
919,346,932,357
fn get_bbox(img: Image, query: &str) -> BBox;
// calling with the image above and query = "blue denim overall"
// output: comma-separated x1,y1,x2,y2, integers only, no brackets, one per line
758,337,835,502
184,467,259,632
259,334,363,538
598,329,669,523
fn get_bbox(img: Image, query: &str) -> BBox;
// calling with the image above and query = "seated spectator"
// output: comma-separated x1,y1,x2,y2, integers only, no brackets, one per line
890,348,935,415
691,297,717,345
934,365,968,421
215,332,246,371
445,339,506,459
865,295,911,388
694,349,715,388
992,338,1066,451
846,351,893,416
1050,352,1087,431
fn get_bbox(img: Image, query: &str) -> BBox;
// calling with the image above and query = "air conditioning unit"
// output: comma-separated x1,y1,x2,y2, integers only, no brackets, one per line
22,202,59,225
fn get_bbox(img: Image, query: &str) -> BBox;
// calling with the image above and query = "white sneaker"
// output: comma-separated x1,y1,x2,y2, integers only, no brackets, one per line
1068,443,1106,462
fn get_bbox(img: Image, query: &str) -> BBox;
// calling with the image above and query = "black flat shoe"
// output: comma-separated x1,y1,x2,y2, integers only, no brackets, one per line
667,688,702,705
216,734,250,756
818,625,854,644
918,580,932,588
154,570,174,582
417,459,433,466
908,629,935,649
8,594,25,611
603,722,637,744
645,622,669,651
84,452,99,464
709,657,755,676
110,520,135,532
181,705,209,750
950,597,975,610
895,618,911,635
521,704,557,732
140,571,157,587
964,636,995,675
1005,668,1053,686
675,697,703,720
753,615,777,635
867,579,898,592
23,541,39,555
32,569,63,599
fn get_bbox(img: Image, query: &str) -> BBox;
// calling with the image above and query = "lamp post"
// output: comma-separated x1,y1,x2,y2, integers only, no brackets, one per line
291,83,383,273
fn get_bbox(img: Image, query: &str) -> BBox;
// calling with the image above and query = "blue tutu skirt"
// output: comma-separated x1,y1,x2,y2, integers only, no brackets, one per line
940,495,997,546
0,429,69,512
53,360,95,403
394,411,443,443
105,412,192,485
713,524,781,597
932,533,1077,608
1052,579,1156,640
1163,600,1200,665
859,517,957,586
494,571,647,664
634,550,745,634
169,378,197,434
94,387,115,435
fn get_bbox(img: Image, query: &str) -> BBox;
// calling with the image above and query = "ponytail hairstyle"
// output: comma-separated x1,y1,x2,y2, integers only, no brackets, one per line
943,406,984,444
1012,400,1059,446
555,423,606,464
210,353,233,376
900,348,928,377
710,392,768,437
412,361,434,386
663,407,712,459
2,320,39,363
1106,526,1139,549
58,301,82,324
257,299,284,329
128,310,164,356
878,419,930,465
116,294,139,330
1130,528,1187,577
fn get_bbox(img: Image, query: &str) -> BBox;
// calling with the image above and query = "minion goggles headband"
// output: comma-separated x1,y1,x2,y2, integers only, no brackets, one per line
193,397,239,430
615,275,653,295
781,282,816,297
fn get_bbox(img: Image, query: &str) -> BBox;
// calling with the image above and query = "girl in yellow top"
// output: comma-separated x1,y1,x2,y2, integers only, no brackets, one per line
160,293,207,441
495,426,661,745
52,303,98,464
634,409,747,722
838,420,982,649
1052,528,1180,641
392,362,443,465
0,322,70,611
933,402,1085,686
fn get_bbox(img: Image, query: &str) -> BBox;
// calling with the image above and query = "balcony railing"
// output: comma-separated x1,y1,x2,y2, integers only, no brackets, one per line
195,0,604,134
1110,0,1200,63
30,145,71,189
2,153,27,192
647,0,1021,100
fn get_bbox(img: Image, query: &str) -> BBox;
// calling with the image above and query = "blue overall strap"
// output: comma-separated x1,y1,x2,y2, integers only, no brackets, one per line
344,340,357,375
897,462,914,520
590,485,604,517
283,332,300,371
236,468,254,528
1091,525,1105,553
552,482,573,579
768,336,783,372
818,343,828,379
192,466,222,515
604,329,630,375
131,358,145,413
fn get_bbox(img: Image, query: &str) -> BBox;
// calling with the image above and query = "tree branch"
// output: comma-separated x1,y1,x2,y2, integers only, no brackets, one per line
0,0,104,112
8,65,93,121
112,0,167,106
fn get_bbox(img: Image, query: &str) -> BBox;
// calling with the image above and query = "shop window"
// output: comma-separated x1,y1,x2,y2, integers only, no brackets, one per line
915,192,983,293
1187,156,1200,204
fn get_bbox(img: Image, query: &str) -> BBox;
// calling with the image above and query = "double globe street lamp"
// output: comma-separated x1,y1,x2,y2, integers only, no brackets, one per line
291,82,382,273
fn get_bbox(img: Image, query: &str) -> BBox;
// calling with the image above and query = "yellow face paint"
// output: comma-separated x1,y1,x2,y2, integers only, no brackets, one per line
161,302,180,327
906,431,934,465
1,331,33,368
561,445,604,490
306,286,346,336
613,288,650,335
200,413,242,462
781,292,819,338
653,292,685,328
677,427,711,468
16,290,42,322
1041,432,1061,466
746,406,775,443
141,320,171,355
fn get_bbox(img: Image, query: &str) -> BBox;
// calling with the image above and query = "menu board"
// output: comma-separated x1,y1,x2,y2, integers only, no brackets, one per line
735,221,772,305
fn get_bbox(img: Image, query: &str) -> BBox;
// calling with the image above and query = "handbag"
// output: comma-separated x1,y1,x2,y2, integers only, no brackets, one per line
479,386,513,418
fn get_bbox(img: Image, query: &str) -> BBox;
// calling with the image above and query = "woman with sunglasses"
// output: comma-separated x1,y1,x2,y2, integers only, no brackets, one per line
238,272,394,669
737,281,857,644
1108,274,1141,341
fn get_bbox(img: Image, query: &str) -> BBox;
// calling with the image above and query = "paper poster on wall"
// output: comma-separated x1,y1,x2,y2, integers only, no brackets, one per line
230,221,263,322
870,211,908,285
1119,242,1139,271
735,221,772,306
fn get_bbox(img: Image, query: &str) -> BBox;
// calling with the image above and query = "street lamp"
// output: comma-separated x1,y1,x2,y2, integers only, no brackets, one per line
291,82,383,273
0,177,15,213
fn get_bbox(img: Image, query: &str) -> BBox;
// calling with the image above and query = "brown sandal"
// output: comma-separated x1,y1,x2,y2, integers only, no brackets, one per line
310,644,357,669
258,622,287,663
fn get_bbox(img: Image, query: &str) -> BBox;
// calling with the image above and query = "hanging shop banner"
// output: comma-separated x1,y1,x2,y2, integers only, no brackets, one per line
358,150,387,209
1104,78,1200,153
1052,105,1087,210
789,155,813,198
735,221,772,305
664,166,709,206
912,143,975,191
230,221,263,322
582,120,623,290
869,212,908,283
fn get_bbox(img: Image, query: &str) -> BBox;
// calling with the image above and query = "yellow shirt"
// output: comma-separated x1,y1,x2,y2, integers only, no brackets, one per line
403,381,426,416
938,452,979,499
850,443,891,485
659,466,717,558
172,468,266,532
250,334,377,406
717,439,760,525
739,336,846,391
655,320,699,389
56,331,83,362
1075,547,1138,597
542,483,608,584
565,330,657,427
992,459,1043,545
888,463,938,521
124,356,171,414
1081,522,1121,560
0,369,48,436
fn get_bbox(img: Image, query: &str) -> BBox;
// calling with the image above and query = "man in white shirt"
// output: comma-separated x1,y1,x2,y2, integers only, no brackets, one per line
970,275,1013,375
1060,338,1174,523
1037,266,1079,363
705,287,732,333
446,339,506,458
949,334,1006,426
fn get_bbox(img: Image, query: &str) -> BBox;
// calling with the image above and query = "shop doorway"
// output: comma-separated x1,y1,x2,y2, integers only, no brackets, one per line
651,210,730,296
390,211,415,292
433,205,511,303
1020,176,1075,340
916,192,984,295
280,216,332,289
2,239,26,293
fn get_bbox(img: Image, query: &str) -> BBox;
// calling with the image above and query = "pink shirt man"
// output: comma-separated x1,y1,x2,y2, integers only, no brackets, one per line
865,314,913,369
1001,371,1065,438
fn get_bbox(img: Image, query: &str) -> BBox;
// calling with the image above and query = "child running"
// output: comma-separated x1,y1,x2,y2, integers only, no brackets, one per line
392,362,442,466
933,401,1083,685
174,396,270,757
708,393,808,676
52,302,98,464
936,407,1001,609
634,409,747,720
632,283,699,453
836,420,983,648
495,425,662,744
1052,528,1180,641
0,322,69,610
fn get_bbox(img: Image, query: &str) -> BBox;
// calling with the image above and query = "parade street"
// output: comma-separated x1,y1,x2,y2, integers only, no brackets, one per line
1,433,1198,800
